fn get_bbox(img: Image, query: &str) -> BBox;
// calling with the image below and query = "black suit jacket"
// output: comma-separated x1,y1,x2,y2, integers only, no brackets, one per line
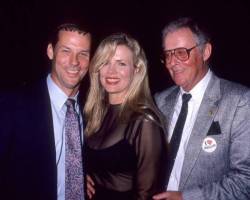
0,79,57,200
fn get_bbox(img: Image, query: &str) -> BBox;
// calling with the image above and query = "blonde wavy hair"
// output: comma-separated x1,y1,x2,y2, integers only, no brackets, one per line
84,33,162,135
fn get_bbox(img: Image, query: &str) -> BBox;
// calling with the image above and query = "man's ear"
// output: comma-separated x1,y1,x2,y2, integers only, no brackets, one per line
203,42,212,62
47,43,54,60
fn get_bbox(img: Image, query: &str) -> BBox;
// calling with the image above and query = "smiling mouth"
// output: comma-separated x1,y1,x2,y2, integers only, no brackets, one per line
105,77,120,84
172,67,185,74
174,71,183,75
66,69,80,76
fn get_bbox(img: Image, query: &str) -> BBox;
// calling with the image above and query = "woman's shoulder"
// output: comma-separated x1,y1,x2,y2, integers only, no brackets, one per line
131,105,163,127
126,106,167,146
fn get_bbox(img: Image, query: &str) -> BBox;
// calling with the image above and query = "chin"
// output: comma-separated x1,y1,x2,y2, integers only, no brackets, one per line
65,81,80,89
174,79,186,86
105,89,118,94
66,77,80,84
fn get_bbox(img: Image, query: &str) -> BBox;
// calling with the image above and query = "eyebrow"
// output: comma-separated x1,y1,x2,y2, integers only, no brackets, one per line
80,49,90,53
59,45,90,52
164,47,186,52
115,59,126,62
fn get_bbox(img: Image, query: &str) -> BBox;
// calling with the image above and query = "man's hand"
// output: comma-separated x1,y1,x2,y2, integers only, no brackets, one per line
153,191,183,200
86,175,95,199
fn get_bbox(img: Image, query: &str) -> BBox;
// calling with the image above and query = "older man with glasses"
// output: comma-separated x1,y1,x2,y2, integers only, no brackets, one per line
154,17,250,200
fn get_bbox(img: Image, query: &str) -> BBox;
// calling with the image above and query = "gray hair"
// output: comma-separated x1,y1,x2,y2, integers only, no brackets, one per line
162,17,211,50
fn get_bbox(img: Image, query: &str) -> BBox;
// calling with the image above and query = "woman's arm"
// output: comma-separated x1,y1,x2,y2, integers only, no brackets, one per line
134,119,168,200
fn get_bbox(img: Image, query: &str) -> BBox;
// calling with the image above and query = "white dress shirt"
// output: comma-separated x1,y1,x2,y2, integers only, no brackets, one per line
167,70,212,190
47,75,83,200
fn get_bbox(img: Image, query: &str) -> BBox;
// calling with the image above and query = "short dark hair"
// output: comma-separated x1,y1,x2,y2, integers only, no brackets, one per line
162,17,211,48
49,22,91,47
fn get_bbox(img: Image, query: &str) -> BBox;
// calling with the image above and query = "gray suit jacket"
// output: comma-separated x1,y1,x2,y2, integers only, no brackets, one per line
155,73,250,200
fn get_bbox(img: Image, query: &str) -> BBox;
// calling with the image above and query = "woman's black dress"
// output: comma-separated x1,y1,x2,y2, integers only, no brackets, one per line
86,105,168,200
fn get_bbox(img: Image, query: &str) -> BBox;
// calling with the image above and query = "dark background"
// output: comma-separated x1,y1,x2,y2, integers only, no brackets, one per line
1,0,250,94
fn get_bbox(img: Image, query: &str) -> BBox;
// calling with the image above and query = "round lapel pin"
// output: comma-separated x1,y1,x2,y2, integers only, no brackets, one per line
202,137,217,153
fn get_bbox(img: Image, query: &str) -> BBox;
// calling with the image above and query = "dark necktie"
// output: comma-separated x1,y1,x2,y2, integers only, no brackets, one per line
65,99,84,200
168,93,192,175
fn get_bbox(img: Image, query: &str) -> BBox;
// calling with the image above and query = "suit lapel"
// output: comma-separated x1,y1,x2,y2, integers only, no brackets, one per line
41,81,58,197
179,74,221,190
30,80,57,195
162,87,180,131
32,80,56,157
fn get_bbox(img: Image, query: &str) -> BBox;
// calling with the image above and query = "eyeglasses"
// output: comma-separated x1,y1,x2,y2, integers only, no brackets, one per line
161,44,201,64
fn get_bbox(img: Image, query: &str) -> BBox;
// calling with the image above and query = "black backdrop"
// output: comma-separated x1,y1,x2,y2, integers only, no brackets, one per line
1,0,250,94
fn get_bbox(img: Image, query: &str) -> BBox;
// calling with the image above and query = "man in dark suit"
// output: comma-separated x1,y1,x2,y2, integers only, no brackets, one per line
153,17,250,200
0,23,92,200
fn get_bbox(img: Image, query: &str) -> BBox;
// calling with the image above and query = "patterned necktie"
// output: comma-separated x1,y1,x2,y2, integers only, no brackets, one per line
168,93,192,175
65,99,84,200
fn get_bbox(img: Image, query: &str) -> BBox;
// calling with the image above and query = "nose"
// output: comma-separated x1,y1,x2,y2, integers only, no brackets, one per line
106,63,117,74
168,52,179,66
70,54,79,66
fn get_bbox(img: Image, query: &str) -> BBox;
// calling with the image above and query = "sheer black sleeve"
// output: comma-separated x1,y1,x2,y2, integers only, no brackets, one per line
131,117,168,200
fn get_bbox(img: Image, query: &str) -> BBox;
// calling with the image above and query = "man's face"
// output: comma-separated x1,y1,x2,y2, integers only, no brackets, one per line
163,28,211,92
47,30,91,97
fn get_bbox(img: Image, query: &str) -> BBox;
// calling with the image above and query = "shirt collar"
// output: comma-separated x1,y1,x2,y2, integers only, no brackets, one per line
180,69,212,102
47,74,78,111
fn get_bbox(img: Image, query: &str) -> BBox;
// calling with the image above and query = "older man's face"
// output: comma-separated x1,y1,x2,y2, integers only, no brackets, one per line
163,28,210,92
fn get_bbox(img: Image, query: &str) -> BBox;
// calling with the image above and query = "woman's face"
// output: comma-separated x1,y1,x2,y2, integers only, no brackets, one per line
99,45,137,104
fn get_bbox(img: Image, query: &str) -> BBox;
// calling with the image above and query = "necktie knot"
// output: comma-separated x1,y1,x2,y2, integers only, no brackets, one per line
182,93,192,104
66,98,76,108
66,99,77,113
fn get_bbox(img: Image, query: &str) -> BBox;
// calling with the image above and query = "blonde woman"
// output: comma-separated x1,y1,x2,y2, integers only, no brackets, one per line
84,33,168,200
